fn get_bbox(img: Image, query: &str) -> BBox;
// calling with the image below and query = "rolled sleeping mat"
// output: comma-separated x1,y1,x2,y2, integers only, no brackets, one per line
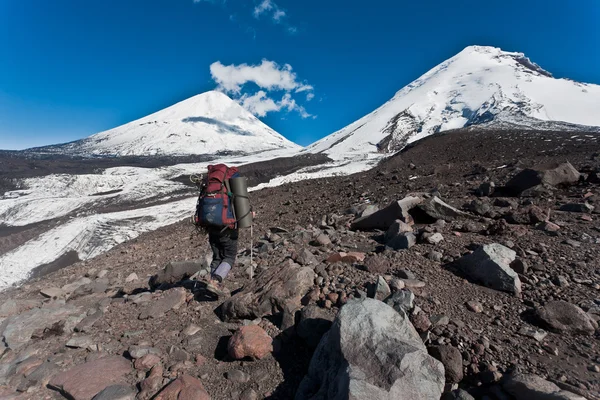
229,177,253,228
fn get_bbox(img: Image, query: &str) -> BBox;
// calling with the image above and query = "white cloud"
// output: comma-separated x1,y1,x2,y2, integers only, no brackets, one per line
253,0,273,18
210,59,315,119
272,9,286,22
239,91,314,119
210,60,312,95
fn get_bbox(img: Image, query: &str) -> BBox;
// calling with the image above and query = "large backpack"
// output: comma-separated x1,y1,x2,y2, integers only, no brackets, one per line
194,164,240,229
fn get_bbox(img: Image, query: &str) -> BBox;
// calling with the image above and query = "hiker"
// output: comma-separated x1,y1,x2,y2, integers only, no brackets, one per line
193,164,253,297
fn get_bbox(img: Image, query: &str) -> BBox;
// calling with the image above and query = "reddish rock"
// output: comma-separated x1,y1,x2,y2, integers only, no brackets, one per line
326,252,345,263
48,356,131,400
195,354,207,367
155,375,210,400
228,325,273,360
135,354,161,370
363,255,391,274
139,364,164,400
341,252,366,263
412,313,432,333
326,292,339,305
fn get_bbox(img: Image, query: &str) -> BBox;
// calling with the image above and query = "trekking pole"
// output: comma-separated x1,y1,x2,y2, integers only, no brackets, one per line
249,223,254,280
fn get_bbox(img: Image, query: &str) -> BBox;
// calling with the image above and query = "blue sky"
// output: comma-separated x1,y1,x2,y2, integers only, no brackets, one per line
1,0,599,150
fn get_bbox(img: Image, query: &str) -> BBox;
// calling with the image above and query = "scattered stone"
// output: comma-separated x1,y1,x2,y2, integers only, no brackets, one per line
220,261,315,321
518,326,548,342
296,248,319,266
138,287,187,320
341,252,366,263
534,301,598,335
154,375,210,400
362,255,392,274
370,276,391,301
66,336,95,350
313,234,331,247
388,278,405,292
75,310,104,333
225,370,250,383
455,244,521,295
240,388,258,400
401,279,426,289
559,203,594,213
1,304,81,351
430,315,450,326
62,277,93,294
138,364,164,399
505,162,580,195
510,259,528,275
385,289,415,314
418,196,471,222
181,324,201,336
537,221,560,233
503,372,586,400
40,287,64,299
228,325,273,360
428,345,464,383
477,181,495,197
351,196,423,230
384,220,414,243
466,301,483,313
427,250,443,262
134,354,161,370
125,273,138,283
422,232,444,244
128,345,161,359
386,232,417,250
48,356,132,400
296,299,444,400
149,260,205,288
92,384,136,400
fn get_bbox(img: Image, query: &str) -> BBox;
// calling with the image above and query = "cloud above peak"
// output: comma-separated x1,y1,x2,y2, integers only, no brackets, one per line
210,60,315,119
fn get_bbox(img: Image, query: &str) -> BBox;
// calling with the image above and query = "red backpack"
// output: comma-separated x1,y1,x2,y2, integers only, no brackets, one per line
194,164,240,229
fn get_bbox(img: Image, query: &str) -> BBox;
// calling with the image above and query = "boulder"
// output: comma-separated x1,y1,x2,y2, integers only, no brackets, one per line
503,373,586,400
220,261,315,321
149,260,206,288
0,303,81,351
386,232,417,250
351,196,423,231
48,356,132,400
505,162,580,195
418,196,470,222
559,203,594,213
92,385,136,400
154,375,211,400
385,289,415,314
296,248,319,266
139,287,187,320
227,325,273,360
296,298,445,400
455,244,521,296
384,220,413,242
427,345,463,383
534,301,598,335
297,305,335,348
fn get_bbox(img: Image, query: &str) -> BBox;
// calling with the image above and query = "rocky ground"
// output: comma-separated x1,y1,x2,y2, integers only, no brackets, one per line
0,128,599,400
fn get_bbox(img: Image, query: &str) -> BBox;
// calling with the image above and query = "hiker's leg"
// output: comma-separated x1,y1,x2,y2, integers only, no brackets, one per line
208,231,222,273
212,229,238,281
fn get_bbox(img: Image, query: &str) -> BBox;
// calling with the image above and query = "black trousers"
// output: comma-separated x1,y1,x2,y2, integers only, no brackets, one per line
208,227,238,279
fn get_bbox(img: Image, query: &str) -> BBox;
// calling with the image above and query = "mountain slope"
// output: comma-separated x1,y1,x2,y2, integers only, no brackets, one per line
307,45,600,156
36,91,300,156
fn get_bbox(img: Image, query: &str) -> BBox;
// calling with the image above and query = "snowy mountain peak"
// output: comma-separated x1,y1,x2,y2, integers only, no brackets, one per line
39,90,300,157
309,45,600,157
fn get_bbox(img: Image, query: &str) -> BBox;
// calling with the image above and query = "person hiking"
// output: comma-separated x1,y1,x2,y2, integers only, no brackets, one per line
192,164,253,298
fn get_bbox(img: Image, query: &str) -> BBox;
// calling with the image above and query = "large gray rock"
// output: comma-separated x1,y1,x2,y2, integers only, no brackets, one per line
386,232,417,250
385,289,415,314
138,287,187,320
505,162,580,196
48,356,132,400
534,301,598,335
427,345,464,383
296,298,445,400
149,260,206,288
0,303,81,351
455,244,521,296
220,260,315,321
503,372,587,400
418,196,471,222
351,196,423,231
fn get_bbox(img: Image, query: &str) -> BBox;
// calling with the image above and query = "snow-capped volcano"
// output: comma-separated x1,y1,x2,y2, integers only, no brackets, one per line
308,45,600,156
38,91,300,156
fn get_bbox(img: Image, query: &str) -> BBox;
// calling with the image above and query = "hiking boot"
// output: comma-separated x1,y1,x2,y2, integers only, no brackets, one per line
204,279,231,299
